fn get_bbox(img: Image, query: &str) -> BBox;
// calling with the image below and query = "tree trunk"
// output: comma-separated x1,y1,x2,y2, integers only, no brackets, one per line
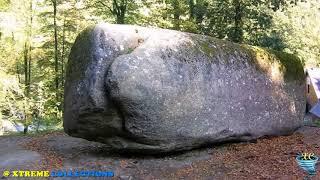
61,17,66,103
172,0,180,30
232,0,243,43
22,0,33,135
112,0,126,24
23,126,28,134
61,18,65,85
188,0,195,19
23,42,29,96
16,64,20,83
35,115,40,133
116,13,125,24
12,33,21,83
53,0,59,99
28,0,32,90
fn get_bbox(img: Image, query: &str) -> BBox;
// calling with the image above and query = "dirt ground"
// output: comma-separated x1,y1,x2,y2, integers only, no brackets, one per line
1,125,320,180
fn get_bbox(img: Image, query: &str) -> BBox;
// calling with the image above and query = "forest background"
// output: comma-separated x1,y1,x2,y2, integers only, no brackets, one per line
0,0,318,134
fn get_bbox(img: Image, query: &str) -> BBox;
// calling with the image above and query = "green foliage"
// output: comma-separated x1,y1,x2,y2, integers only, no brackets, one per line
0,0,10,11
0,69,27,129
271,0,320,67
0,0,91,134
0,0,317,134
268,49,304,82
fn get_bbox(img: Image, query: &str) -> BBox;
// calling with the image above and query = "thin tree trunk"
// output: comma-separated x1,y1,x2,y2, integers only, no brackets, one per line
28,51,31,90
28,0,32,91
23,43,29,135
61,17,66,103
172,0,180,30
53,0,59,99
24,126,28,134
12,33,20,83
16,64,20,83
61,18,65,85
188,0,195,19
36,117,40,133
24,42,29,96
21,0,34,135
233,0,243,43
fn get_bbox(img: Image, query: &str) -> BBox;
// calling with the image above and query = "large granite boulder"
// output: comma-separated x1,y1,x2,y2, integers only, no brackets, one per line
64,23,305,153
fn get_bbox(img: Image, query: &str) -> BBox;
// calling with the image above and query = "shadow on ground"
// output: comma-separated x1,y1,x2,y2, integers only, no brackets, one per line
1,125,320,179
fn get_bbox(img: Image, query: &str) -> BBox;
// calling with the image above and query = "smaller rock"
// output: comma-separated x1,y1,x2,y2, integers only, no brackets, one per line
119,175,133,180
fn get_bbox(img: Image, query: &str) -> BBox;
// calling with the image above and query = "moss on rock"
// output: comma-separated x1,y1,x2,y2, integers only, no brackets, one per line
189,34,304,83
243,46,305,82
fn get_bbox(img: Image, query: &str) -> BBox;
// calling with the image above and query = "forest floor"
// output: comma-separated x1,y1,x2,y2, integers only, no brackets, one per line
1,125,320,179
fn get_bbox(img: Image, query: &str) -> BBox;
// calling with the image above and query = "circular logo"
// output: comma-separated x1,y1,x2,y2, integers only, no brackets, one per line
2,171,10,177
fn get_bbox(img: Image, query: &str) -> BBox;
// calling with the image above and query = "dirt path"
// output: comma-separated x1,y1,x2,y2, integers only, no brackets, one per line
1,127,320,179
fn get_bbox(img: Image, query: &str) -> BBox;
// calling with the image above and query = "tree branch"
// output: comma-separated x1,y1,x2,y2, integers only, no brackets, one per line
96,0,115,14
113,0,120,14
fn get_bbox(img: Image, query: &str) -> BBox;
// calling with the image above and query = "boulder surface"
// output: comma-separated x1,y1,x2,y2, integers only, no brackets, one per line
64,23,305,153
